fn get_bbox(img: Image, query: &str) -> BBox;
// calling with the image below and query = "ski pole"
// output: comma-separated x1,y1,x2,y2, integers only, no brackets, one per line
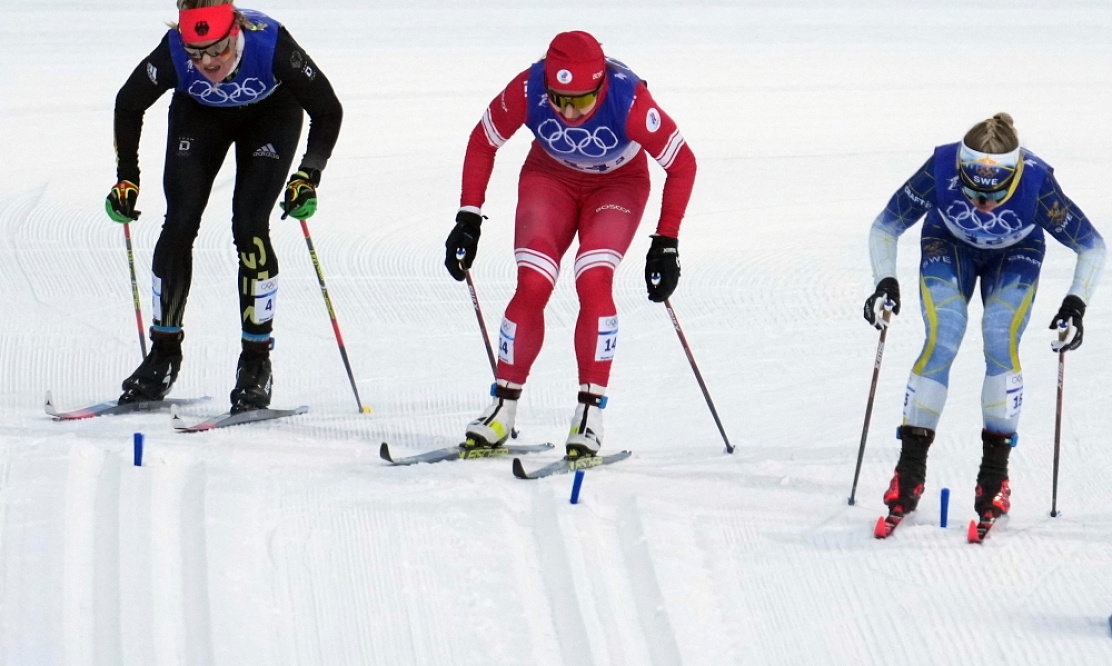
300,219,370,414
461,265,518,438
1050,324,1069,517
848,305,892,506
464,267,499,378
122,221,147,359
663,299,734,454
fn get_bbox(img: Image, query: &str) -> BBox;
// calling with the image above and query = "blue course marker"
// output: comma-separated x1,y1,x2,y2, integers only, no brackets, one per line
133,432,144,467
940,487,950,528
570,469,585,504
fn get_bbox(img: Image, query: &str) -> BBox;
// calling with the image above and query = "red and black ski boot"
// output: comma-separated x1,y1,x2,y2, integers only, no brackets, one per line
968,430,1014,543
875,425,934,539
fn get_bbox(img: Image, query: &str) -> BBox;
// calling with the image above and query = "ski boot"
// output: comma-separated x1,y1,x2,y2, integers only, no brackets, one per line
463,381,521,448
118,328,184,405
565,384,606,459
973,429,1013,525
876,425,934,537
229,338,273,414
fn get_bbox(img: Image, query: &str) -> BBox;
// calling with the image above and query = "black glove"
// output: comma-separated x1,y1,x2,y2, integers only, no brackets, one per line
864,276,900,329
444,210,482,281
1049,294,1086,352
644,235,680,302
279,168,321,220
105,179,141,222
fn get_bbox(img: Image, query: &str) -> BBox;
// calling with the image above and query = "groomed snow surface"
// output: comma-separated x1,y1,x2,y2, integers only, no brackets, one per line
3,1,1112,664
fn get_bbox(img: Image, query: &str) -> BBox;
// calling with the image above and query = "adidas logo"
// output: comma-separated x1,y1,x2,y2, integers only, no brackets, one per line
253,143,280,159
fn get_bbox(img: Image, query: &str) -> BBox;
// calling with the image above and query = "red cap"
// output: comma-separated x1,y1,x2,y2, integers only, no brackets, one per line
544,31,605,93
179,4,236,44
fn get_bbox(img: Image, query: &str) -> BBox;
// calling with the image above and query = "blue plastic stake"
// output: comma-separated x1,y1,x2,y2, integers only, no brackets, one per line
570,469,585,504
940,487,950,528
133,432,144,467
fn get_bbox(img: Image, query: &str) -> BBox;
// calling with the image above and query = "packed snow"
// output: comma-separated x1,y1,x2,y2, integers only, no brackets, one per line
3,1,1112,663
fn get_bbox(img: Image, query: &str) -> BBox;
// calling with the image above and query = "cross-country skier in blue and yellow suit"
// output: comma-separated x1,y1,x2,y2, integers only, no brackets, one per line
863,113,1105,529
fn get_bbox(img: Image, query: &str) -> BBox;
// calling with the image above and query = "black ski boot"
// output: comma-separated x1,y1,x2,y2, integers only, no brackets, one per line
118,329,184,405
882,425,935,517
230,339,273,414
974,429,1013,519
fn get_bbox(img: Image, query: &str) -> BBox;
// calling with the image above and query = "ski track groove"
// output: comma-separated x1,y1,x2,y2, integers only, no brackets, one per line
148,450,215,666
62,444,104,666
271,483,540,665
532,485,595,666
93,451,123,666
615,496,683,666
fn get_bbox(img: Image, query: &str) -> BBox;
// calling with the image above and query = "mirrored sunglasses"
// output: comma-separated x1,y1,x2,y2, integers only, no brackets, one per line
547,87,600,111
961,185,1008,204
183,33,234,61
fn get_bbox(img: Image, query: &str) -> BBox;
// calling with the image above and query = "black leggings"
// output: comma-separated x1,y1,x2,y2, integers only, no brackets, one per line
152,90,303,338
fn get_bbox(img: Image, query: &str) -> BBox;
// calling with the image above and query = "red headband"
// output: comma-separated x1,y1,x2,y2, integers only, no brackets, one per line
179,4,236,44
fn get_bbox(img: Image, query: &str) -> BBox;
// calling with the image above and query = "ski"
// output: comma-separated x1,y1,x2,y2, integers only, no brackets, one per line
873,512,905,539
45,390,210,420
512,450,632,480
172,405,309,432
379,441,554,466
967,514,1004,544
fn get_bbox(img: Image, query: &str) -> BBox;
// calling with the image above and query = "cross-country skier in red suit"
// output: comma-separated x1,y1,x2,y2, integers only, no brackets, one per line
443,31,697,458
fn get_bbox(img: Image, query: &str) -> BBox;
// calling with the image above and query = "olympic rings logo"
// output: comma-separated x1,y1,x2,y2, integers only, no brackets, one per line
536,119,619,157
944,200,1025,237
187,77,269,105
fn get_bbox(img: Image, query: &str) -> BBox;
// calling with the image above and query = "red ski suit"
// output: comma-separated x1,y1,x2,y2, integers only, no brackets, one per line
460,63,696,387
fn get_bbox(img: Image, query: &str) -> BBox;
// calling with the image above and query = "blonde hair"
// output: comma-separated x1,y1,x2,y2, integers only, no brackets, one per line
963,113,1019,153
171,1,255,31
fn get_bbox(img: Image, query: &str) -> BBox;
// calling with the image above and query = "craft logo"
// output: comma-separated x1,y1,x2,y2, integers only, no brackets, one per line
146,63,158,85
902,185,930,209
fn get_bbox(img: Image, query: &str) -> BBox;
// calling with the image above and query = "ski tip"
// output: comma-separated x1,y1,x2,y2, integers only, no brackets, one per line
44,390,58,417
967,519,981,544
874,516,891,539
379,442,393,463
512,457,530,480
295,405,310,415
170,408,188,430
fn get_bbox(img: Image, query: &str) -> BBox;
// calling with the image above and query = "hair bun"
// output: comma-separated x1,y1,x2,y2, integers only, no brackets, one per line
992,112,1015,129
